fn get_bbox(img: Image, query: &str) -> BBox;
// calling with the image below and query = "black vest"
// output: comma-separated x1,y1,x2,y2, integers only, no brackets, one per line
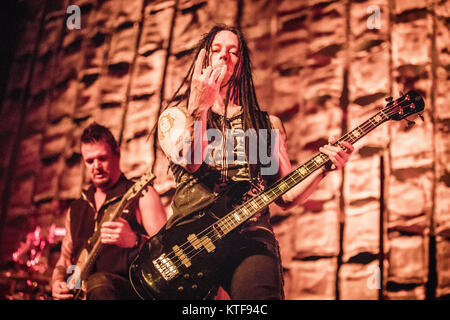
167,109,276,231
69,174,146,278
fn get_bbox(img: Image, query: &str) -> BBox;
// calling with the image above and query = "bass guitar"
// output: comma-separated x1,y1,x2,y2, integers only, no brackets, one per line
129,90,425,300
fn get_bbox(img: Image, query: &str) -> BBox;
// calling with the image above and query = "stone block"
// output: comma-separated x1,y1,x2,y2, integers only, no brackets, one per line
58,158,84,200
390,119,433,169
273,214,296,266
108,24,139,65
24,92,49,133
38,16,64,57
16,133,43,177
75,69,102,119
344,155,381,203
130,50,166,97
436,237,450,298
33,157,64,202
392,16,430,67
387,166,432,232
284,257,337,300
294,201,340,258
387,234,427,284
8,174,35,217
120,135,154,179
49,79,78,121
92,106,123,140
339,260,381,300
385,284,425,300
343,201,380,262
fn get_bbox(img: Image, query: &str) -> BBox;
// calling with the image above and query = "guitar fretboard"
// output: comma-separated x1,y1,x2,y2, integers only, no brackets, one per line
212,110,390,237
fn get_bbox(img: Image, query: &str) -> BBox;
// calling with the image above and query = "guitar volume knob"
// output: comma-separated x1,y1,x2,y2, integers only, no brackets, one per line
197,272,203,278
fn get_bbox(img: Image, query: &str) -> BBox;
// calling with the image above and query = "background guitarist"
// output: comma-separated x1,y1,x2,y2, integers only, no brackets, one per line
51,123,167,299
157,24,354,299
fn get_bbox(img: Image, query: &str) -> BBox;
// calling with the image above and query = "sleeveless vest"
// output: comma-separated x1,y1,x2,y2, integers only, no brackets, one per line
166,108,277,233
69,174,146,278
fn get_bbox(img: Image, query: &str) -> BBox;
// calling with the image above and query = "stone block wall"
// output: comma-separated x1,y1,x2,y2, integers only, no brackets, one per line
0,0,448,299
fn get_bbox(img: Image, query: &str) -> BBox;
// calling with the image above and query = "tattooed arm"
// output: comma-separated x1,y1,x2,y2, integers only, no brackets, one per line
158,48,226,172
158,106,207,172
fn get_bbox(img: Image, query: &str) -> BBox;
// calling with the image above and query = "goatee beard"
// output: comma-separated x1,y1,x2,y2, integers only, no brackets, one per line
93,178,112,190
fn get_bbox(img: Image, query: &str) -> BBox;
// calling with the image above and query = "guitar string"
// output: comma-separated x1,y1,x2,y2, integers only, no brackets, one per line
157,103,410,274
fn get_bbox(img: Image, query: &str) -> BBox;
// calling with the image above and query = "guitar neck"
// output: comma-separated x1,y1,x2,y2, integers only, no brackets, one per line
214,109,390,236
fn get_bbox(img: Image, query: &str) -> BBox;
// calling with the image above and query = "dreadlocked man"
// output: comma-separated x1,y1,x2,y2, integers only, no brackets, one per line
158,24,354,299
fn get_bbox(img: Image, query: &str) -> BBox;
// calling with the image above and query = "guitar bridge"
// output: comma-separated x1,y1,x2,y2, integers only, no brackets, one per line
153,253,178,281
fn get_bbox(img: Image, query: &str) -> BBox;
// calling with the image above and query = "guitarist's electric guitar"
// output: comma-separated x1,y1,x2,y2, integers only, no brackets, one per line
67,170,155,299
129,91,425,300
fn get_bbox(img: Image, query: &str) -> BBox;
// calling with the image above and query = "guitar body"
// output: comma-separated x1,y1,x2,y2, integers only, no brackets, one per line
129,182,250,300
129,213,230,300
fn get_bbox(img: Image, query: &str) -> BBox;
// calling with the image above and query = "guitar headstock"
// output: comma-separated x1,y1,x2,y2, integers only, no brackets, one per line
124,170,155,199
384,90,425,121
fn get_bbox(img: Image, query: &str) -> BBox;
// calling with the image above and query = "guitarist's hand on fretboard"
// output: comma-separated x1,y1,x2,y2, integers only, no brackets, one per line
100,217,138,248
319,136,354,172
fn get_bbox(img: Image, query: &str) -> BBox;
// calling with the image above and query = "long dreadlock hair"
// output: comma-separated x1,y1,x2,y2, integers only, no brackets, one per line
165,24,274,184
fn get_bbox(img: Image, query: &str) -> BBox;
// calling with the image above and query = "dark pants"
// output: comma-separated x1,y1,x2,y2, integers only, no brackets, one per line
86,272,139,300
218,230,284,300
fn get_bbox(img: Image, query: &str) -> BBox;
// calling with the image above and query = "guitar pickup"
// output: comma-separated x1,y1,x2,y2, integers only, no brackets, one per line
187,234,216,253
187,234,202,250
173,245,191,268
200,236,216,253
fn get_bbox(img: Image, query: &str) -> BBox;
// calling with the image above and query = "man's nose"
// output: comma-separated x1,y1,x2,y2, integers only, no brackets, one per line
93,159,101,169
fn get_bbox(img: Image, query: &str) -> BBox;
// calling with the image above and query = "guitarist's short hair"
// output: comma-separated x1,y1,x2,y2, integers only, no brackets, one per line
81,122,120,156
